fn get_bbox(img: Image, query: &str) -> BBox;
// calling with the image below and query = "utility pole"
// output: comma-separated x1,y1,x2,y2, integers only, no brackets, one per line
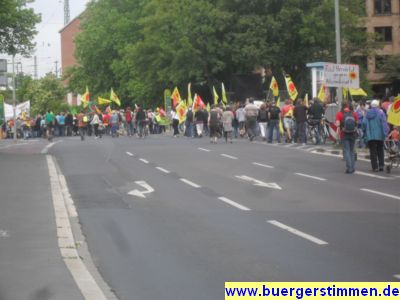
12,55,17,141
34,56,38,80
335,0,343,106
64,0,70,25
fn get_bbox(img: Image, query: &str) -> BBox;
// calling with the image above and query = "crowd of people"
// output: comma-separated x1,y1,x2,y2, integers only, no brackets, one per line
1,96,398,174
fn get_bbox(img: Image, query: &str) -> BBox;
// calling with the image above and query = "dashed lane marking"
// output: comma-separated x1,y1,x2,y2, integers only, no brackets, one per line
180,178,201,188
139,158,149,164
198,148,211,152
221,154,238,160
126,152,134,156
355,171,392,180
268,220,328,245
252,162,274,169
295,173,327,181
394,274,400,280
361,189,400,201
156,167,171,174
218,197,251,211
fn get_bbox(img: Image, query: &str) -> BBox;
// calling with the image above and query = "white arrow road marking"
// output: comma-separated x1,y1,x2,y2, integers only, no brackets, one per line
252,162,274,169
128,181,155,198
361,189,400,201
236,175,282,190
295,173,327,181
126,152,134,157
0,230,10,238
268,220,328,245
218,197,251,211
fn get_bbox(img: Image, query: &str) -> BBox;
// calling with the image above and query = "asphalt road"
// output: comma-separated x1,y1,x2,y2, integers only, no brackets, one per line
40,135,400,299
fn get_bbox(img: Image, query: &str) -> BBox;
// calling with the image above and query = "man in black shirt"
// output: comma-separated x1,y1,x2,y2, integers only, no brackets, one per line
293,99,308,144
308,98,324,144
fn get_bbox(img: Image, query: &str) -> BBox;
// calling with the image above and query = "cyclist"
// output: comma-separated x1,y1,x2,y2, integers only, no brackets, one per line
307,98,324,144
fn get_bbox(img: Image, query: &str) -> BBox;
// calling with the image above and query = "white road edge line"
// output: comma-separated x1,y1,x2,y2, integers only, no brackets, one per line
198,148,211,152
252,162,274,169
180,178,201,188
156,167,171,174
47,155,107,300
355,171,392,180
218,197,251,211
267,220,328,245
139,158,149,164
361,188,400,201
221,154,238,160
295,172,327,181
126,151,134,156
394,274,400,280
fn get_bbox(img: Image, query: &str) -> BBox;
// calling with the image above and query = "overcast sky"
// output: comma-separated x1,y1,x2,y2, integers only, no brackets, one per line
14,0,89,78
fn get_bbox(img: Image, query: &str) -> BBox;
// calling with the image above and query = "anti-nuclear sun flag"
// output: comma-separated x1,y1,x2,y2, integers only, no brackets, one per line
387,96,400,126
269,76,279,97
176,101,187,124
284,75,298,101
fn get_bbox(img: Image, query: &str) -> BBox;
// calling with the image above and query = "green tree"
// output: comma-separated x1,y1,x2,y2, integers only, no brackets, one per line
0,0,41,55
25,74,67,115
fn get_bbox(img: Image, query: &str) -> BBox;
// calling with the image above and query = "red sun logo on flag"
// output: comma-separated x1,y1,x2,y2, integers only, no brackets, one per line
289,83,296,92
273,82,278,89
393,99,400,113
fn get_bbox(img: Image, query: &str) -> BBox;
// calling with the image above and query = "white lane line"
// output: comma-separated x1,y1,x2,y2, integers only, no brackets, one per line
355,171,392,180
361,189,400,201
394,274,400,280
180,178,201,188
126,151,134,157
139,158,149,164
0,230,10,238
268,220,328,245
156,167,170,174
41,141,61,154
221,154,238,160
198,147,211,152
295,172,327,181
218,197,251,211
252,162,274,169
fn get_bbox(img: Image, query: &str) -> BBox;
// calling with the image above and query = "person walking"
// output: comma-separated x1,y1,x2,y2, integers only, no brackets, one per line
281,99,295,143
171,107,180,137
362,100,389,172
244,99,259,141
209,105,221,143
267,101,281,143
236,104,246,138
293,99,308,145
222,106,234,143
195,108,204,138
335,102,359,174
257,103,268,141
90,113,102,139
185,107,194,137
308,98,324,144
77,111,88,141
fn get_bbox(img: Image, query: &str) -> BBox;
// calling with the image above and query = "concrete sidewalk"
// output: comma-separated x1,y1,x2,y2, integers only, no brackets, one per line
0,153,83,300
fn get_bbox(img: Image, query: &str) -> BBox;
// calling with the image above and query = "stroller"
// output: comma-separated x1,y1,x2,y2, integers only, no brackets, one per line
384,139,400,173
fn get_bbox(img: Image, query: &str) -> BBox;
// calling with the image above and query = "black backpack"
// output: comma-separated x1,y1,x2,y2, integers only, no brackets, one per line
342,111,357,134
269,107,280,120
209,110,219,124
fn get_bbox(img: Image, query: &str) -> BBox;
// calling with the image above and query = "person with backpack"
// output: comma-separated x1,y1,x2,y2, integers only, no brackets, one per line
335,102,359,174
268,101,281,143
257,103,268,141
77,111,88,141
209,105,221,143
362,100,389,172
222,106,234,143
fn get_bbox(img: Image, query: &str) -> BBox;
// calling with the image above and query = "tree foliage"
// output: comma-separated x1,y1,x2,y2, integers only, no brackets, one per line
68,0,378,106
0,0,41,55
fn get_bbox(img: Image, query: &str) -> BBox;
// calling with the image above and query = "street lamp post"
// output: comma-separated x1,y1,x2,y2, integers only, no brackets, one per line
335,0,343,106
12,55,17,141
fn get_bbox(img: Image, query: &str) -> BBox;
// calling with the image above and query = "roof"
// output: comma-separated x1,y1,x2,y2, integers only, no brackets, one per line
59,12,85,34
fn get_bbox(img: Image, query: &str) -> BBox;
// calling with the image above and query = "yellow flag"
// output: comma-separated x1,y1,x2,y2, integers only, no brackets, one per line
98,97,112,105
188,83,192,106
284,75,298,100
206,102,211,112
213,86,219,105
176,101,187,124
221,83,228,105
269,76,279,97
110,88,121,106
387,96,400,126
304,93,309,107
171,87,181,108
81,86,90,108
318,84,327,102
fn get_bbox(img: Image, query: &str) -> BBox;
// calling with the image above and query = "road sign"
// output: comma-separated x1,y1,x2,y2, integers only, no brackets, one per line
128,181,154,198
324,63,359,89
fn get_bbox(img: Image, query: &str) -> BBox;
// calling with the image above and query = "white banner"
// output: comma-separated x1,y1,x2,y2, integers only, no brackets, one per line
4,101,31,119
324,63,360,89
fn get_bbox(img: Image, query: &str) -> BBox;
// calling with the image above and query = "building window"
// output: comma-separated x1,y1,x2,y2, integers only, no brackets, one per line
375,55,389,72
374,0,392,14
375,26,393,42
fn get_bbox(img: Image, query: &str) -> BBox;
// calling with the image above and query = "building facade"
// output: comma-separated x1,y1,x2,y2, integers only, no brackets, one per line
365,0,400,95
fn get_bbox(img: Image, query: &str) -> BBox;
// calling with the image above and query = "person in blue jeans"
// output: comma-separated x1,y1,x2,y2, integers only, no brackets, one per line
335,102,359,174
267,101,281,143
